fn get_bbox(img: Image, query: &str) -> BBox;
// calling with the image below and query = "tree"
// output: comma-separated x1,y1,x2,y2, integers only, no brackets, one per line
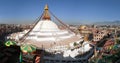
74,42,78,46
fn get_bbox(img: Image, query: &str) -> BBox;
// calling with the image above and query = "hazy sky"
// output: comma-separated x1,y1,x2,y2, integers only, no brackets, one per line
0,0,120,24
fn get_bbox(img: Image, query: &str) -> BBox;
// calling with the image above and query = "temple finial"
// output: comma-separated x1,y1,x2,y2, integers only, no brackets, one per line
44,4,49,10
42,4,51,20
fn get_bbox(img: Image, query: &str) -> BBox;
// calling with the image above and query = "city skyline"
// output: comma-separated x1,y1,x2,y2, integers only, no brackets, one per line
0,0,120,24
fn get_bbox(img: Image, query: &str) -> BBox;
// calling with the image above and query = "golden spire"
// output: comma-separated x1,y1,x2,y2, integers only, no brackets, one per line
44,4,48,10
42,4,51,20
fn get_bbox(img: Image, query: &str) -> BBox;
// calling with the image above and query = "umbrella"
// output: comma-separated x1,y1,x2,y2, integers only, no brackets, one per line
21,44,36,53
5,40,16,46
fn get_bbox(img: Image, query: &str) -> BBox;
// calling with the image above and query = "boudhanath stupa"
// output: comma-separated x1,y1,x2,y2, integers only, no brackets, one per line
7,4,94,63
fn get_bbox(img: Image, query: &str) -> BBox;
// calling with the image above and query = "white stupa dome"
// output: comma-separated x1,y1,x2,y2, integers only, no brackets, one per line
32,20,60,31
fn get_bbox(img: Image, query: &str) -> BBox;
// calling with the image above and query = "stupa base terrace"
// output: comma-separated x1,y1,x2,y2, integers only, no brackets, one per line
24,36,81,48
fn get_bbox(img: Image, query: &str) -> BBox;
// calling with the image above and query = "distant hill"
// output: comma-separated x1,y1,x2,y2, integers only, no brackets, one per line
94,20,120,25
